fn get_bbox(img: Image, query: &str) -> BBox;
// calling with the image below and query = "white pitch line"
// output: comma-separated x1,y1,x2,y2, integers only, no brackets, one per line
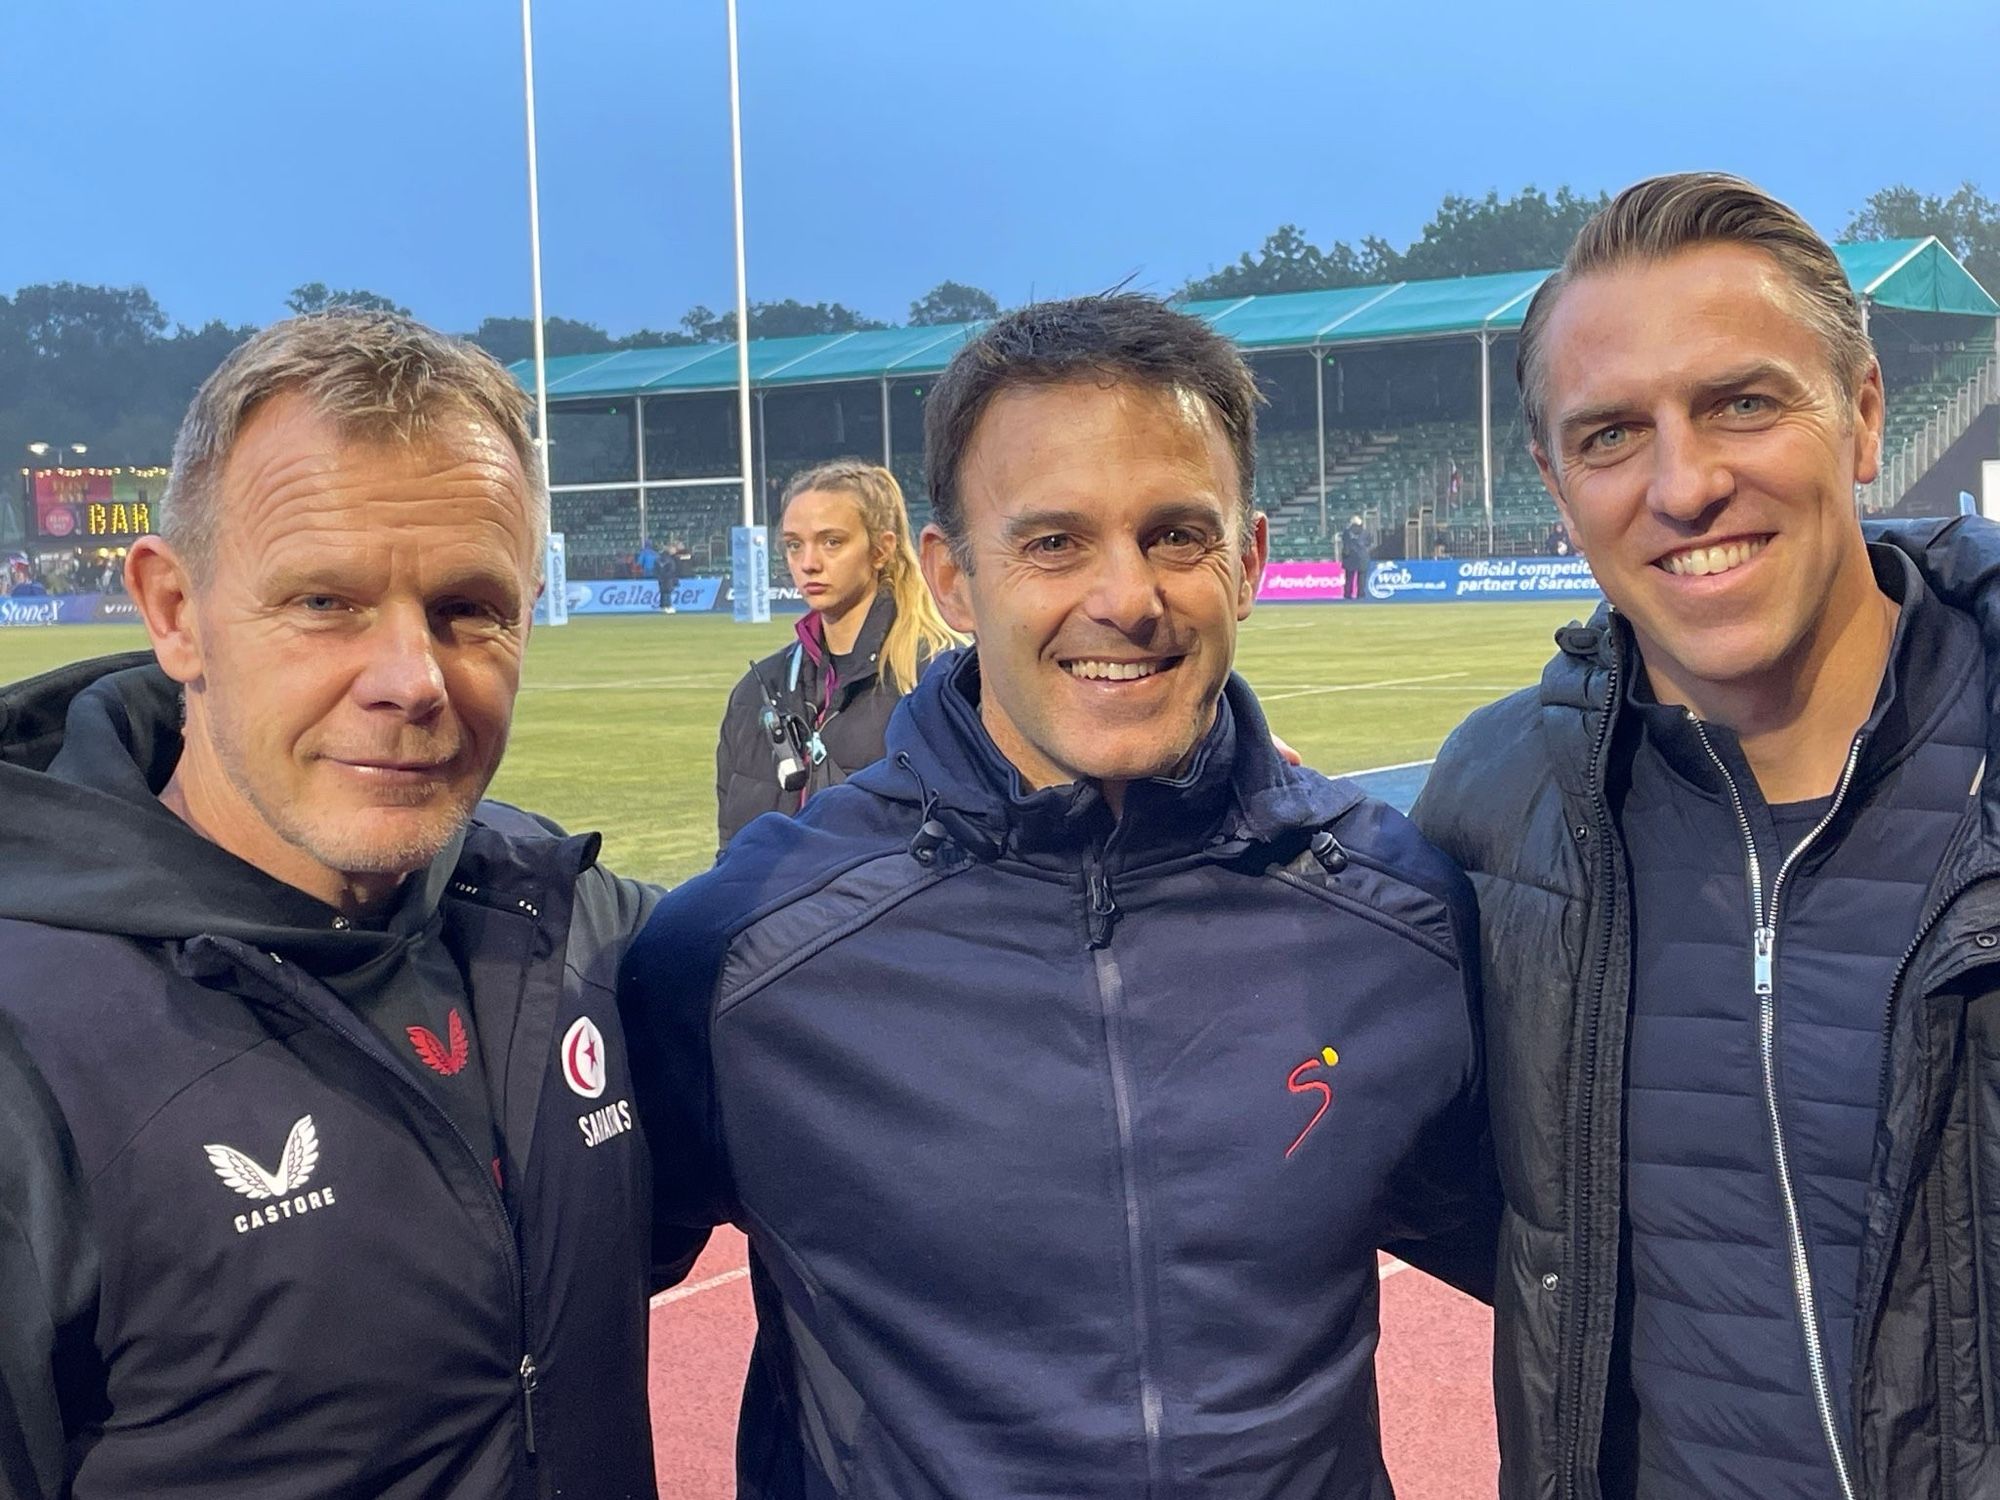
651,1266,750,1308
1333,757,1437,777
1259,672,1465,703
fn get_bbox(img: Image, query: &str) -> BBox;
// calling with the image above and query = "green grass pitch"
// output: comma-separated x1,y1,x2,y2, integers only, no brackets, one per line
0,601,1585,886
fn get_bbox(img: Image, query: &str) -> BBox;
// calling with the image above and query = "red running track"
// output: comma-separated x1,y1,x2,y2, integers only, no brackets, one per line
650,1229,1496,1498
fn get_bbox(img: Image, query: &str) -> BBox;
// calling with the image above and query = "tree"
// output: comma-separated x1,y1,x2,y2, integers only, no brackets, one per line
612,326,701,350
679,299,887,342
1395,186,1609,280
1183,186,1608,299
284,282,411,317
466,315,620,365
1845,182,2000,294
909,281,1001,326
1183,225,1400,299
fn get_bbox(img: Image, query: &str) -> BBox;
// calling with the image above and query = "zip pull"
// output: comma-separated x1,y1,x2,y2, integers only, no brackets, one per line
1085,867,1120,948
1087,872,1119,946
519,1354,540,1455
1753,925,1775,995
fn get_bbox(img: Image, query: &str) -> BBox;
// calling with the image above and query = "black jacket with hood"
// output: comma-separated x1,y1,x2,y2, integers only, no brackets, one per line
1410,518,2000,1500
0,653,701,1500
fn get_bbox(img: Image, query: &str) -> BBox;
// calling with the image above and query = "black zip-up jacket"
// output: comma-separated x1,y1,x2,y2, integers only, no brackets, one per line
0,654,701,1499
1411,517,2000,1500
715,594,904,852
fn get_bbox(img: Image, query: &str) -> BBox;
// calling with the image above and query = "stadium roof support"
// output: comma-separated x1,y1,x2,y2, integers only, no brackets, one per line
515,238,1999,406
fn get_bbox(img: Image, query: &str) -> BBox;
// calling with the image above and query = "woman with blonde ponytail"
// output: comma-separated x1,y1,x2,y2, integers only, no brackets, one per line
714,459,964,853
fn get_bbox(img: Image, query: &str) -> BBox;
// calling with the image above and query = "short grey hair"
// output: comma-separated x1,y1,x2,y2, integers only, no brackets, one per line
162,309,546,577
1517,172,1876,455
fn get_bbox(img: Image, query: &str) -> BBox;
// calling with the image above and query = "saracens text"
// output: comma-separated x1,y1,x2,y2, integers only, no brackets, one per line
579,1099,634,1148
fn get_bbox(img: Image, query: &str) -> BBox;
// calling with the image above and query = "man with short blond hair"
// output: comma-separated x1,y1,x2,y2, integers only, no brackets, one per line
0,310,699,1498
1415,172,2000,1498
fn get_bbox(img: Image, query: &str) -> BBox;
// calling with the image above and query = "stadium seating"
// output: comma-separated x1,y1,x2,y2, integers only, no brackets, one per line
558,330,1997,576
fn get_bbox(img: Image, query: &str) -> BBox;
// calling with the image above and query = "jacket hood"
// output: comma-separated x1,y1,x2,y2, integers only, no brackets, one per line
0,652,459,965
849,647,1348,864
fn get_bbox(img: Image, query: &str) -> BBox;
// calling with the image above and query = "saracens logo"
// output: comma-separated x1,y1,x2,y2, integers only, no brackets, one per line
561,1016,607,1099
204,1115,338,1234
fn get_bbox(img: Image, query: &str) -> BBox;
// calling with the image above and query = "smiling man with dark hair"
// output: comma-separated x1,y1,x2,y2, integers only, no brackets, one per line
622,292,1498,1498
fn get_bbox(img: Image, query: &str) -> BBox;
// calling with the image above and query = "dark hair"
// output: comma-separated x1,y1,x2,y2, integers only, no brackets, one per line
922,294,1261,561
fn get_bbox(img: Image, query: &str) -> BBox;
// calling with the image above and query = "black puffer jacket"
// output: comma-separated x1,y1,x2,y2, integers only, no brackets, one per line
1411,517,2000,1500
715,594,907,852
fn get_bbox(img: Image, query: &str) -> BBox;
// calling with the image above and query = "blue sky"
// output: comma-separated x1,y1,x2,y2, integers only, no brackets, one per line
5,0,1996,336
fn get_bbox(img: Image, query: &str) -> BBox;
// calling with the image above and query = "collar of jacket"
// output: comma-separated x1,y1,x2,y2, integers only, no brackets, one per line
1875,516,2000,887
792,591,896,706
1538,601,1629,813
854,646,1346,865
1617,543,1969,802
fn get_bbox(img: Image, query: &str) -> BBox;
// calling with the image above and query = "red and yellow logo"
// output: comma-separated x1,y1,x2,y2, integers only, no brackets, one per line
1285,1046,1340,1159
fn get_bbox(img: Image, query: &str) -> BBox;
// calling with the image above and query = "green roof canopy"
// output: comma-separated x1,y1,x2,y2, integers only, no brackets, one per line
515,238,1996,401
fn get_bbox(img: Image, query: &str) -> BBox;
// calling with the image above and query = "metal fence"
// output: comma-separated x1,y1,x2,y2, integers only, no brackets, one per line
1859,352,2000,512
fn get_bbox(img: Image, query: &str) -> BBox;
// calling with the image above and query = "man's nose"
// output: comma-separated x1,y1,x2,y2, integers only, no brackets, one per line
1647,417,1733,526
353,606,448,718
1082,542,1166,637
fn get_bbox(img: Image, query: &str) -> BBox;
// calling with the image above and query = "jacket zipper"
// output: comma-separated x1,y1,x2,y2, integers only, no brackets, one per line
1561,644,1620,1500
1690,716,1864,1500
261,939,541,1459
1872,753,1989,1128
1082,844,1162,1492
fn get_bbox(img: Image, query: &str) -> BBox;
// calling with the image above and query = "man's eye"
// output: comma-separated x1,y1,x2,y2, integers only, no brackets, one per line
1727,394,1774,417
1155,527,1207,552
1027,535,1072,555
298,595,346,613
1583,425,1627,453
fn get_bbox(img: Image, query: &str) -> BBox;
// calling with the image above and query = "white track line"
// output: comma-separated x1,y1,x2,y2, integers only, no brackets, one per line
1259,672,1465,703
652,1266,750,1308
1334,757,1437,777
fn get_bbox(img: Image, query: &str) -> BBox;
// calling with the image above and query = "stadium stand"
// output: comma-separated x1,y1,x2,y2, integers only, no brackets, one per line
514,238,1999,573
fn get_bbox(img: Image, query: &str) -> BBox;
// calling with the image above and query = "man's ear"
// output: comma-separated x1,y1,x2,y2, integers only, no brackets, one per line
126,536,203,685
1236,511,1270,621
1852,361,1886,486
919,524,977,635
